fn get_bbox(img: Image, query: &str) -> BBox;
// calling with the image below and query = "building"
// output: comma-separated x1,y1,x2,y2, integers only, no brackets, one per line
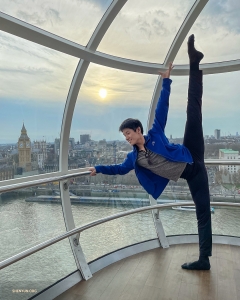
33,140,47,168
0,166,14,181
69,138,75,150
54,138,60,155
55,138,76,154
80,134,91,144
214,129,221,139
219,149,240,174
18,123,32,172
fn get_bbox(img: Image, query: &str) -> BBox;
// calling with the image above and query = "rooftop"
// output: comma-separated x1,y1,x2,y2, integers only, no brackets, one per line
219,149,239,154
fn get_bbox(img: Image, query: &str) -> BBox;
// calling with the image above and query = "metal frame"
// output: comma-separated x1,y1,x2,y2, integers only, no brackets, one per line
1,9,240,75
147,0,209,247
58,0,128,280
0,158,238,191
149,195,169,248
0,171,90,193
1,0,240,296
147,0,208,130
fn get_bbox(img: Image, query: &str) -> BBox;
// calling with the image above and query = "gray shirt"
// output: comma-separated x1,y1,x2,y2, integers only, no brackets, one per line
137,149,186,182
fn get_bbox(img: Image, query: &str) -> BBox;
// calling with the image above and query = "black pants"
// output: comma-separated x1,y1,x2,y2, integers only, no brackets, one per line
180,70,212,257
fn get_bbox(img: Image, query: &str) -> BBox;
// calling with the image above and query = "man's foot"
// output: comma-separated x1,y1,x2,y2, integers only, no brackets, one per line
181,258,210,270
188,34,204,64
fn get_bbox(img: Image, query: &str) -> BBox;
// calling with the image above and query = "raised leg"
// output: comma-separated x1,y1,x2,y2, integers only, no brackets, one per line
183,35,204,162
181,35,212,270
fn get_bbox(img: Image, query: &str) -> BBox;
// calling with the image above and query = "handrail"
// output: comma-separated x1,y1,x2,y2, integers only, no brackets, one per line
0,159,239,194
0,171,91,193
204,159,240,166
1,201,240,270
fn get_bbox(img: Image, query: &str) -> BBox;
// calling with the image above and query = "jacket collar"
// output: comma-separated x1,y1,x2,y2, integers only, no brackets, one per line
133,135,149,152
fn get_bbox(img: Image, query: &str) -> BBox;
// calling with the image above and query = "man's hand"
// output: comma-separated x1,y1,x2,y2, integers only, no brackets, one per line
89,167,97,176
158,62,174,79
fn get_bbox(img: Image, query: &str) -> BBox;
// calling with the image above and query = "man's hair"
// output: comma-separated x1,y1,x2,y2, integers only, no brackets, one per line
119,118,144,134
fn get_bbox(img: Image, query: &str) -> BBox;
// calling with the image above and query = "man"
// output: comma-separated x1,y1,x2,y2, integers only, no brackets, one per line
89,35,212,270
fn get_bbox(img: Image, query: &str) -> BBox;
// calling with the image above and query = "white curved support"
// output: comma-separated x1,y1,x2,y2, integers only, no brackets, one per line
59,0,128,280
164,0,209,65
1,10,240,76
147,0,209,246
148,0,209,129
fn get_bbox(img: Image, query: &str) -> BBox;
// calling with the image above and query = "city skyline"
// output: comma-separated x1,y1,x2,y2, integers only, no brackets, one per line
0,0,240,143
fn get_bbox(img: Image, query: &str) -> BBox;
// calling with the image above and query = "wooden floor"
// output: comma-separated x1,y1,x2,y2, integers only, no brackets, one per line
55,244,240,300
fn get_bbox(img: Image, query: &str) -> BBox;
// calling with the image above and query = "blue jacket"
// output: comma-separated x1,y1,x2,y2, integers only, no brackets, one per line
95,78,193,199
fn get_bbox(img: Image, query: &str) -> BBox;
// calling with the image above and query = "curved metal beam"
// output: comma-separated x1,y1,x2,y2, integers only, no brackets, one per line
146,0,209,244
1,11,240,76
58,0,128,280
164,0,209,65
147,0,209,131
60,0,127,170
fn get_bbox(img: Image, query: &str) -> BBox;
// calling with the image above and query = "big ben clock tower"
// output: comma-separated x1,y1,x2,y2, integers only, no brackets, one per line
18,123,32,172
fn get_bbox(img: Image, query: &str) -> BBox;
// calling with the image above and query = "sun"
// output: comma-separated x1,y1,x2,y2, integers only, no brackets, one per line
99,88,107,99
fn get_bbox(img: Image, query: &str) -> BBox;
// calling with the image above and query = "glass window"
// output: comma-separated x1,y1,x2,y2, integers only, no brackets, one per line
69,63,157,169
0,183,66,259
69,64,159,261
98,0,195,63
160,71,240,149
174,1,240,64
0,0,113,46
0,240,76,300
0,32,78,179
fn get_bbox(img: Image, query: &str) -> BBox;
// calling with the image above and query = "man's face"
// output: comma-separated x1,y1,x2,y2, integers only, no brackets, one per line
122,127,142,146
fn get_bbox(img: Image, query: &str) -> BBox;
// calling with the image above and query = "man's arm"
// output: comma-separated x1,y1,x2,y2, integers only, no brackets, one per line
89,152,134,176
150,63,174,133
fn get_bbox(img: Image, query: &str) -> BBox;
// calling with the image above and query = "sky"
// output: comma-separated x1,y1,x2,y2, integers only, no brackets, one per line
0,0,240,144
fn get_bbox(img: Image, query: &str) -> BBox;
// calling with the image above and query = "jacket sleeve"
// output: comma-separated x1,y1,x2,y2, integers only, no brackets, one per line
95,152,134,175
150,78,172,133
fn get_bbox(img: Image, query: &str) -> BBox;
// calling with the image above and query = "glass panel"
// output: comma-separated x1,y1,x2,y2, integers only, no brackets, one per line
0,32,78,180
98,0,195,63
212,207,240,236
153,71,240,147
82,211,156,262
70,64,158,261
0,240,76,300
71,163,157,263
0,0,113,46
69,63,157,167
161,176,240,237
174,1,240,64
161,206,198,236
158,71,240,237
0,182,66,260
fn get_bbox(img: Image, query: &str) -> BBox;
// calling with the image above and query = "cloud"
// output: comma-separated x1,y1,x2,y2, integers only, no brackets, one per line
0,32,64,69
16,10,46,26
205,0,240,34
76,0,112,11
0,66,52,75
98,0,195,62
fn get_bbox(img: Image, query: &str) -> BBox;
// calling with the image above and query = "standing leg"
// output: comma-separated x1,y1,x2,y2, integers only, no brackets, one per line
181,35,212,270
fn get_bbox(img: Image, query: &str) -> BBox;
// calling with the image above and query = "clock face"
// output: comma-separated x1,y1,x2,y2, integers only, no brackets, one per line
26,142,30,148
19,142,23,148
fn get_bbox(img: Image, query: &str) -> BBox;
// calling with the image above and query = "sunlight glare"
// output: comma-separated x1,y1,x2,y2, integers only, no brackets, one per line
99,88,107,99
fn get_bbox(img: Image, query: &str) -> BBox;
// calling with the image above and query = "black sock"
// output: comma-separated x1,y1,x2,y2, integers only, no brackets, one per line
199,255,209,262
181,257,210,270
